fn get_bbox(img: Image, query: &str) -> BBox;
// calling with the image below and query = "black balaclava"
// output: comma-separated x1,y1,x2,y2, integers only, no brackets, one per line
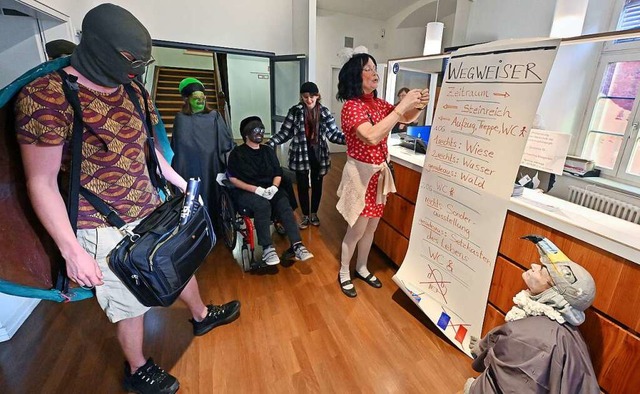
240,116,265,143
71,3,152,87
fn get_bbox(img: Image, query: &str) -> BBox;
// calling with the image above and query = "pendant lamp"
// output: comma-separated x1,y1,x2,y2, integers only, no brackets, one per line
423,0,444,55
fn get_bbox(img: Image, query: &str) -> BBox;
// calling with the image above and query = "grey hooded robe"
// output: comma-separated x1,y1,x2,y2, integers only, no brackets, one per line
171,110,234,228
470,316,599,394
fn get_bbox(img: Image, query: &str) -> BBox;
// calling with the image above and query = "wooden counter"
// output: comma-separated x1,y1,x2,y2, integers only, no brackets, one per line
484,212,640,394
373,161,420,266
376,152,640,393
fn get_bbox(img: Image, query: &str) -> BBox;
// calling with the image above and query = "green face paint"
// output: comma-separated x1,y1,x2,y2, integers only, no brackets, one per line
189,94,206,113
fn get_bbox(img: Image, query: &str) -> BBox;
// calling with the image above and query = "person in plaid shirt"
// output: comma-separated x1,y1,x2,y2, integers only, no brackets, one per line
267,82,345,229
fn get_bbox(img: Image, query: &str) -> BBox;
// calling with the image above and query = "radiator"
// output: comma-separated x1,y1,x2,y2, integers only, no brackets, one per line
568,186,640,224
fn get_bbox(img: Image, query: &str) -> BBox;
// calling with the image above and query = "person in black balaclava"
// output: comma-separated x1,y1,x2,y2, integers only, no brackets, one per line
71,3,153,87
14,4,240,394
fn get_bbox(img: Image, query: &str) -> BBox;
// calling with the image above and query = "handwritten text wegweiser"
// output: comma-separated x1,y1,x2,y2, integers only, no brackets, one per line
393,39,560,355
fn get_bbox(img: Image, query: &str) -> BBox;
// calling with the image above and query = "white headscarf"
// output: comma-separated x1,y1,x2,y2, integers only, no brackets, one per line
505,288,585,326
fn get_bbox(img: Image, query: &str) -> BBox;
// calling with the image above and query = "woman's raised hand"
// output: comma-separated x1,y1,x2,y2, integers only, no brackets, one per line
396,89,423,114
417,88,430,110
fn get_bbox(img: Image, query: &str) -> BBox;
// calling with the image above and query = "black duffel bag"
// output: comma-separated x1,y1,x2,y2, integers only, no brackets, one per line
106,195,215,307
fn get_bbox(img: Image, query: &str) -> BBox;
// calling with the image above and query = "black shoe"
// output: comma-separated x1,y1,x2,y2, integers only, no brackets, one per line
355,272,382,288
191,301,241,336
123,358,179,394
299,216,310,229
338,276,357,298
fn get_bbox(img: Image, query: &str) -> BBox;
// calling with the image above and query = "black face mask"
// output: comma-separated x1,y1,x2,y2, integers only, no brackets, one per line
71,4,152,87
248,127,265,143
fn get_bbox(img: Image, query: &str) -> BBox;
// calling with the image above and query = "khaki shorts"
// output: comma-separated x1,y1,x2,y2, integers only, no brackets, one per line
77,221,149,323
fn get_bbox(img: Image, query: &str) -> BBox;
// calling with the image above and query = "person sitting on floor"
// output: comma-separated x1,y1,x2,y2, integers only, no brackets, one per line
226,116,314,266
464,235,599,394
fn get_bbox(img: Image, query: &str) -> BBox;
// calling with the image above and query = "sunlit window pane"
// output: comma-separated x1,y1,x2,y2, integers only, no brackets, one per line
584,133,624,169
589,98,632,135
626,138,640,175
585,61,640,167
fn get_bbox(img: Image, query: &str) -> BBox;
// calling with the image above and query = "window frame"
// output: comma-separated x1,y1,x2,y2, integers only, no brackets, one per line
576,0,640,187
604,0,638,51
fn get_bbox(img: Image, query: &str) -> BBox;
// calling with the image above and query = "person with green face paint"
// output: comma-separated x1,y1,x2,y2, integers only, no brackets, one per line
171,77,234,231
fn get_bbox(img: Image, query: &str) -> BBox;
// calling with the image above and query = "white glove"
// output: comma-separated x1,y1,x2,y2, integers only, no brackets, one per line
254,186,267,198
266,185,278,196
262,186,277,200
469,335,479,359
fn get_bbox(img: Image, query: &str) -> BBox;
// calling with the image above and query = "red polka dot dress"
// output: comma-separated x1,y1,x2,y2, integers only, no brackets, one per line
340,93,395,218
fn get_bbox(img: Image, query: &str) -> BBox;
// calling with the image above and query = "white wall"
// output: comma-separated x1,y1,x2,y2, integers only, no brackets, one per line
102,0,294,54
315,9,388,110
38,0,97,30
0,15,45,89
459,0,556,45
384,0,456,61
41,0,297,55
292,0,310,55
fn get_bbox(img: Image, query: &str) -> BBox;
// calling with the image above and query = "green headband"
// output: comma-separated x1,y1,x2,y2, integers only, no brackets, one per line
178,77,205,97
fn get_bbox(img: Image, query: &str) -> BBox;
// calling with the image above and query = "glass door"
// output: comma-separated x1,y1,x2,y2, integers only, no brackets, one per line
270,55,306,131
270,55,306,165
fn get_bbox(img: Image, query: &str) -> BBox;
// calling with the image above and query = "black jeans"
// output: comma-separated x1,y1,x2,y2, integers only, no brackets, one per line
234,190,301,247
295,148,323,216
279,173,298,211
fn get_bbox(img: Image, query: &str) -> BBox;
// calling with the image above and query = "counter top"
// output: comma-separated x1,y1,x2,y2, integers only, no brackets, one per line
387,137,640,264
510,189,640,264
388,135,426,172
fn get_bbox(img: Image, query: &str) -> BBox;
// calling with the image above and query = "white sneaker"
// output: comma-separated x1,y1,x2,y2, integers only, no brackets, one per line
293,244,314,261
261,246,280,265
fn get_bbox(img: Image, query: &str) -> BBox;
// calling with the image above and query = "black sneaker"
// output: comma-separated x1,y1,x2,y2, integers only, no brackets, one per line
299,216,310,229
190,301,241,336
123,358,179,394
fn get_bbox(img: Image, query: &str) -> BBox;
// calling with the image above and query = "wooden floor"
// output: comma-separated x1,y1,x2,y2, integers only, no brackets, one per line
0,153,475,394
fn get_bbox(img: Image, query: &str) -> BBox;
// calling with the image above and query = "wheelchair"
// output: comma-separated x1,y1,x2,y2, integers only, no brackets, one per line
218,175,287,272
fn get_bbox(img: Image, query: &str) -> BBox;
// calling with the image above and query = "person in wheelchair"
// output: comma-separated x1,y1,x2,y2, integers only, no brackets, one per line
227,116,314,266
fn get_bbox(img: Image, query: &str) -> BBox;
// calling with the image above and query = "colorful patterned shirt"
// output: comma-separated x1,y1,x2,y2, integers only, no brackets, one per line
15,72,161,229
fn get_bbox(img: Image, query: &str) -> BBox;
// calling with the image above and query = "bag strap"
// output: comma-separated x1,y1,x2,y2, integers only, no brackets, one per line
123,81,170,196
56,69,83,234
54,69,87,294
79,187,127,228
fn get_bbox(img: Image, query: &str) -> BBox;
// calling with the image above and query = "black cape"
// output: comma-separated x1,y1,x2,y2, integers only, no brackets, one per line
171,111,234,225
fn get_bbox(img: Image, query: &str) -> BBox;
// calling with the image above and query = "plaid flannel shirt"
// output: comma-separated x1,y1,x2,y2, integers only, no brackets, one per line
267,103,345,176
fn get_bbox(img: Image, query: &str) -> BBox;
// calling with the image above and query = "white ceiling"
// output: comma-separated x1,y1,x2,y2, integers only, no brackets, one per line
317,0,458,25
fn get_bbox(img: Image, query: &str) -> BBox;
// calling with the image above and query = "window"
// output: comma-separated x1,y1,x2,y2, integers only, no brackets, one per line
618,0,640,31
580,0,640,184
583,59,640,170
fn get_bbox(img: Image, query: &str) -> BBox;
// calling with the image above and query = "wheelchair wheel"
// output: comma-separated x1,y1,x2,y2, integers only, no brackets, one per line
219,189,237,250
241,244,252,271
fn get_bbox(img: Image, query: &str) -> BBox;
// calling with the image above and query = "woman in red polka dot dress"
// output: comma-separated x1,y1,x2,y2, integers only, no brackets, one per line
335,52,429,297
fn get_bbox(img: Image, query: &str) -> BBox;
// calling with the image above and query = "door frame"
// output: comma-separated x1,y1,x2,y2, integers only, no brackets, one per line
270,54,307,133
